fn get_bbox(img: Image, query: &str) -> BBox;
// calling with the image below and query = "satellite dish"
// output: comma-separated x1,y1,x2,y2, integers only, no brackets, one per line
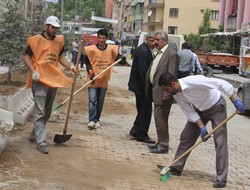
148,10,152,17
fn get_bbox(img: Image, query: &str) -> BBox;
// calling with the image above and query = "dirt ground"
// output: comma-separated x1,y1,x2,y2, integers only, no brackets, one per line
0,67,158,190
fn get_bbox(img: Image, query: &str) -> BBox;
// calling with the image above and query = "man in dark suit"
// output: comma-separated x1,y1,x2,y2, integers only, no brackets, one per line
145,30,179,154
128,32,156,143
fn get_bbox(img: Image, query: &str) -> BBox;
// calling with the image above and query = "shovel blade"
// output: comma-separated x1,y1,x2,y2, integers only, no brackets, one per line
53,134,72,144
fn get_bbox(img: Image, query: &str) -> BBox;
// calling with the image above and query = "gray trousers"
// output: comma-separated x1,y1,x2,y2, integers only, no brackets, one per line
172,96,228,183
31,81,57,145
154,101,172,149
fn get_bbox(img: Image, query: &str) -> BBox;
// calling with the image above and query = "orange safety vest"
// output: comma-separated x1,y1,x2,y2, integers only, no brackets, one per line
25,35,73,88
85,45,118,88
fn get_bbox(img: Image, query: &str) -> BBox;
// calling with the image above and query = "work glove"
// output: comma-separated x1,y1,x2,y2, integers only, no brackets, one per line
200,126,210,142
70,65,77,74
233,99,245,112
32,71,40,82
88,69,95,80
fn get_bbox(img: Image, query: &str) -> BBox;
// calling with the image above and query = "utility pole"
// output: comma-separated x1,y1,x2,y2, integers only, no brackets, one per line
118,0,124,40
60,0,64,26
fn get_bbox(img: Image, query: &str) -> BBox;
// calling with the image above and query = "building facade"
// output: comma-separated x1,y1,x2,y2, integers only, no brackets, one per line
219,0,250,32
143,0,220,35
112,0,221,39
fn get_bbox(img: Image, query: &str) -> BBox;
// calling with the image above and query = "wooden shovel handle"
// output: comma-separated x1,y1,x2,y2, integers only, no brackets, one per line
160,109,239,175
59,58,122,108
63,41,83,132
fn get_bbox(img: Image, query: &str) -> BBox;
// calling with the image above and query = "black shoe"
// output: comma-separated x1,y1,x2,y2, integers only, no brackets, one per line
213,180,226,188
156,165,182,176
156,164,165,170
149,147,168,154
127,134,136,140
147,143,158,149
136,137,156,144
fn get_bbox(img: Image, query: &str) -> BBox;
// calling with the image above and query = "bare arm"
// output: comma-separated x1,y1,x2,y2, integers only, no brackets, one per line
21,54,35,73
59,56,72,70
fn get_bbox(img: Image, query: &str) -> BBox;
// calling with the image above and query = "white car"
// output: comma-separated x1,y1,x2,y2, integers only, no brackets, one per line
237,82,250,115
106,40,115,45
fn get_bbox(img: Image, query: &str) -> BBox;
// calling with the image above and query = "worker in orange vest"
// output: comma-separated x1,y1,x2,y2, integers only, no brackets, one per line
81,28,126,130
22,16,77,154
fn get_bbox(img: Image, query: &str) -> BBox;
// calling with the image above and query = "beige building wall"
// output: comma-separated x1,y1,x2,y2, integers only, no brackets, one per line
163,0,220,35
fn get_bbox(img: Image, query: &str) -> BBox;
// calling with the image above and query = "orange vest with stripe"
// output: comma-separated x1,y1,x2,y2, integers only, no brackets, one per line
85,45,118,88
25,35,73,88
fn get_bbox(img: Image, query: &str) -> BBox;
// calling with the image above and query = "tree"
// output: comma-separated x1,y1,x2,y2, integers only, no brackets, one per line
184,33,203,51
0,3,31,84
198,9,211,35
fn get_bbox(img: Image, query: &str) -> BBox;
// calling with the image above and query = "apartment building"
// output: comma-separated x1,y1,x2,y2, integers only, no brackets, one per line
219,0,250,33
143,0,220,35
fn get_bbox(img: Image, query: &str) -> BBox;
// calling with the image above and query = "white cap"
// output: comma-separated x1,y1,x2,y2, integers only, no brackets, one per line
45,16,61,28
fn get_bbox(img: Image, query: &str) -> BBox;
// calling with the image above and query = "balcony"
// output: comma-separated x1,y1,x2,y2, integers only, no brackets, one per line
143,19,163,26
144,0,164,8
227,14,237,32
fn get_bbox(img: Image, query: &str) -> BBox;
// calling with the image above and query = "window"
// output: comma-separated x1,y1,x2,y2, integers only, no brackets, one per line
211,0,220,2
210,10,219,20
168,26,178,34
169,8,179,18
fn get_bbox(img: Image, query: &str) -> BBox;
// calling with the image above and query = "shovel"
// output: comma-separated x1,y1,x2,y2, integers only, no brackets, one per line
53,41,83,144
159,109,239,182
52,58,122,114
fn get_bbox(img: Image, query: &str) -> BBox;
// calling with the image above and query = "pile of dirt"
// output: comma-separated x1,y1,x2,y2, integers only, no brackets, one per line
0,67,27,95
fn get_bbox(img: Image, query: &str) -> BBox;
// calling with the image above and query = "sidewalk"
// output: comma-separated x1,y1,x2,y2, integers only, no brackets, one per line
0,63,249,189
213,73,250,88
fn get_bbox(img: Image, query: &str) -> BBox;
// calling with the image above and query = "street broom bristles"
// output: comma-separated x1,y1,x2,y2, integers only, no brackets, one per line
160,172,172,182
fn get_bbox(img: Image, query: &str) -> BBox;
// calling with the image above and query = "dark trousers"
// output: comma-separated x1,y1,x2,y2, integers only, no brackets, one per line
171,96,228,183
178,70,190,79
154,101,172,148
129,93,152,139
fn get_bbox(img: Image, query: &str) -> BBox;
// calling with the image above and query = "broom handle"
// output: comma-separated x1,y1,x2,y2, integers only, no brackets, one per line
59,58,122,108
160,109,239,175
63,41,83,133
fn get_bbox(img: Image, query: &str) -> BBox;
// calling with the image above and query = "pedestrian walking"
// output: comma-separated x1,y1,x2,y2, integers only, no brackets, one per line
128,32,155,144
81,28,126,130
21,16,77,154
72,39,79,65
158,72,245,188
188,45,204,75
145,30,179,154
178,43,193,78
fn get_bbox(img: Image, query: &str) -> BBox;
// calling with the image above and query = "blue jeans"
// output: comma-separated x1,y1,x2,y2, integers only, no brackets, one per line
88,87,107,122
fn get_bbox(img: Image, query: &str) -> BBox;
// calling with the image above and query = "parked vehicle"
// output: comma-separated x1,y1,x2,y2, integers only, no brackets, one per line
197,52,239,77
237,82,250,115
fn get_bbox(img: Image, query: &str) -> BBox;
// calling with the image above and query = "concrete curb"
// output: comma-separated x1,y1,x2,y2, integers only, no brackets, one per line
0,88,34,155
0,133,8,154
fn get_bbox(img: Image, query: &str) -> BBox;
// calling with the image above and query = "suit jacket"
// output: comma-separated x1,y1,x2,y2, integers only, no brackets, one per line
128,42,154,96
146,46,179,105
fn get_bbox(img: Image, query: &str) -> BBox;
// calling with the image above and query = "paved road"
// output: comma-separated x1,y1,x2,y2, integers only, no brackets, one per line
105,66,250,189
1,59,249,189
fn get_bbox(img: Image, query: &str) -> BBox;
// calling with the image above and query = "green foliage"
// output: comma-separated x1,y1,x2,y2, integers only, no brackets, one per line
32,3,45,34
185,8,240,54
46,0,105,22
0,3,31,83
64,31,76,52
198,9,211,35
184,33,203,51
